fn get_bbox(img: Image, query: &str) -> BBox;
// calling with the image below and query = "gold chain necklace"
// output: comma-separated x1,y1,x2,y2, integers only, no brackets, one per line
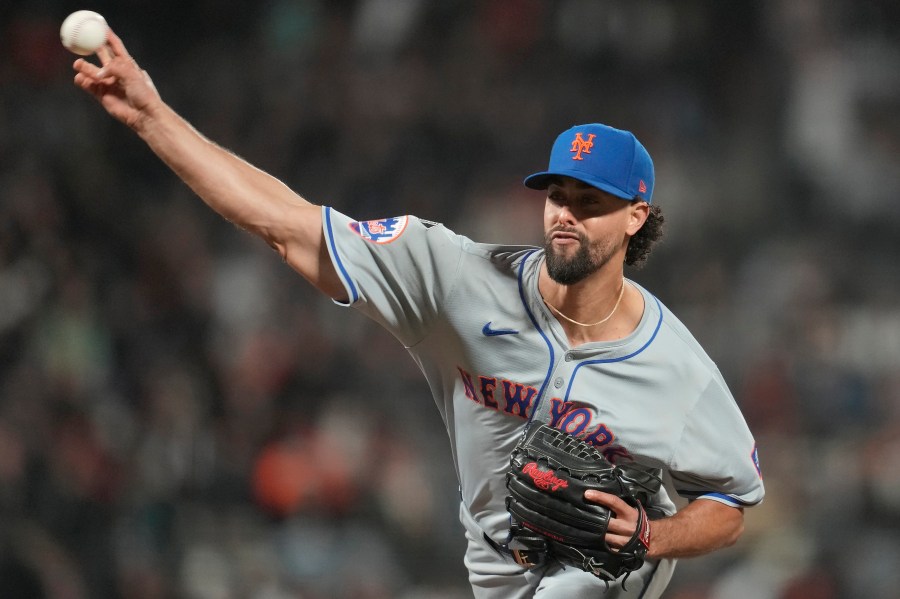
543,279,626,327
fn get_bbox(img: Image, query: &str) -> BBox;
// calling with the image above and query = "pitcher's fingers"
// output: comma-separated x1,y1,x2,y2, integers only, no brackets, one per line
72,58,115,83
106,30,133,60
74,58,117,87
96,43,114,66
74,58,107,80
73,72,102,96
605,516,637,537
603,532,629,550
585,491,629,513
73,72,90,89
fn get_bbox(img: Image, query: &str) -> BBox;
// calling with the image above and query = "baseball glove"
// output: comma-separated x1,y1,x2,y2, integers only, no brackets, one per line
505,423,660,583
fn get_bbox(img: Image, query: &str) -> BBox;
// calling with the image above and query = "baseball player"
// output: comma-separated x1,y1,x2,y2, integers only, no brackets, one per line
73,32,764,599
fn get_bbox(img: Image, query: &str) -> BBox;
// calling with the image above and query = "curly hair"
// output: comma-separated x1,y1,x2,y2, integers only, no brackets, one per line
625,204,664,268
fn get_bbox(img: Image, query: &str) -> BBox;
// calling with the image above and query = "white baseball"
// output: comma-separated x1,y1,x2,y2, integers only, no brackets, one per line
60,10,109,56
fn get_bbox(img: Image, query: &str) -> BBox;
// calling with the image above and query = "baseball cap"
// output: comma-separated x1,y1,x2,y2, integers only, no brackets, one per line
524,123,655,203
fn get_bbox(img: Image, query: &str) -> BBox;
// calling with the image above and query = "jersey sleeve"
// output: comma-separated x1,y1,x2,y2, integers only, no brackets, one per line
322,206,464,347
668,376,765,508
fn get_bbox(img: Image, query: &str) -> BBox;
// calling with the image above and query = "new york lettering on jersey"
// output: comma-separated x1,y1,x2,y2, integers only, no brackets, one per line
456,366,629,462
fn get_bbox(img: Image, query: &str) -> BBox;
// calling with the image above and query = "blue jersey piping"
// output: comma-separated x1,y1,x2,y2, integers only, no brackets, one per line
516,251,555,425
324,206,359,303
679,491,758,507
563,295,664,402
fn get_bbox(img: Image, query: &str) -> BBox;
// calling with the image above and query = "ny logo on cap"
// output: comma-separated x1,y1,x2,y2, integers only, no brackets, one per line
569,132,595,161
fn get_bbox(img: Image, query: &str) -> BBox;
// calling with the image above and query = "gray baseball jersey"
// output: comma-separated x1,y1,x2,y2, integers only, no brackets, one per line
322,207,764,596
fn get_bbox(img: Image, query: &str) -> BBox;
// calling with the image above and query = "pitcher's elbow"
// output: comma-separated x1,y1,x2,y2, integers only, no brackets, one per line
724,519,745,548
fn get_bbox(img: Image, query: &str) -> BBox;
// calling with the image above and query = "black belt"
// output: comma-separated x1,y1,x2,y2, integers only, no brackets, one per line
483,533,546,569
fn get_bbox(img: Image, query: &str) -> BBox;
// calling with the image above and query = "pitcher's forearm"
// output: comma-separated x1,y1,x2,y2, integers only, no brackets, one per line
135,102,313,240
132,101,344,296
74,31,343,298
647,499,744,559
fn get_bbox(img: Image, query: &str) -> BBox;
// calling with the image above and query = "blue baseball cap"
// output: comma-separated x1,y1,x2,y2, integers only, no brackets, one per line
524,123,655,203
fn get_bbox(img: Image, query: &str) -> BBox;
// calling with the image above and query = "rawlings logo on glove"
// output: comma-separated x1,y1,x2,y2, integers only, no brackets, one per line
522,462,569,491
505,424,661,584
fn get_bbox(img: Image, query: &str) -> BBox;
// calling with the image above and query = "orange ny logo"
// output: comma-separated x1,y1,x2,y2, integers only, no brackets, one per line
570,133,596,160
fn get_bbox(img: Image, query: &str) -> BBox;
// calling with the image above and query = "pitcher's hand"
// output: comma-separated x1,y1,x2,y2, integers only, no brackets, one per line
72,30,162,132
584,490,643,550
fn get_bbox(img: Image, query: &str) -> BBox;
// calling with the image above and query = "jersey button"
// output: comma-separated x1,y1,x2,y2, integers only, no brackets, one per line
564,353,573,362
554,377,564,389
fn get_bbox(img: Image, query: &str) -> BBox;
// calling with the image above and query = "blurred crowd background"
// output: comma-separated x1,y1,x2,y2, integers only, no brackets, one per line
2,0,899,597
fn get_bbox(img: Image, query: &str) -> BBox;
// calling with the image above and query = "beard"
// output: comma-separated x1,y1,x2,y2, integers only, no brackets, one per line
543,228,604,285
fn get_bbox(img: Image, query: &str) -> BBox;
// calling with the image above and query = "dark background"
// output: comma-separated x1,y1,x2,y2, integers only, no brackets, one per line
1,1,899,597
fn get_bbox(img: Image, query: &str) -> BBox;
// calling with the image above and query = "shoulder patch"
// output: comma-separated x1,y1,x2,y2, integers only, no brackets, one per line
349,216,409,244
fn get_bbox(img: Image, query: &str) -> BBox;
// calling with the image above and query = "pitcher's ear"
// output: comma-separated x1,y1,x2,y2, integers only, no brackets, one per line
626,201,650,236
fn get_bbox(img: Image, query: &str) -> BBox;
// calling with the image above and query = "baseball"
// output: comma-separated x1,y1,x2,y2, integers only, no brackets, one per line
60,10,109,56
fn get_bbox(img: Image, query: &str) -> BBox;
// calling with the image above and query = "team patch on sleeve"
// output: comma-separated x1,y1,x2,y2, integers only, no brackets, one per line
349,216,409,244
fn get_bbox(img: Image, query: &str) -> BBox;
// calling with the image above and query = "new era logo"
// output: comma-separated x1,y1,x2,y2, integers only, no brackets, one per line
638,180,647,194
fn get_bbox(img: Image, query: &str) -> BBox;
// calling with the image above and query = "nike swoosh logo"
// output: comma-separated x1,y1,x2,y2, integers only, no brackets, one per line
482,322,519,337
